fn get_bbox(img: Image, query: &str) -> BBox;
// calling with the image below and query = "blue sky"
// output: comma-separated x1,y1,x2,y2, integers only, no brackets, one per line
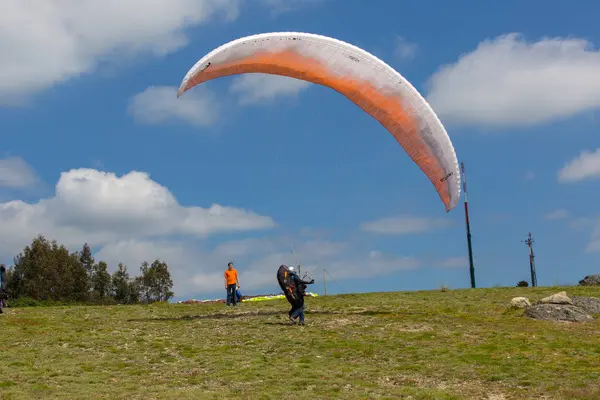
1,0,599,301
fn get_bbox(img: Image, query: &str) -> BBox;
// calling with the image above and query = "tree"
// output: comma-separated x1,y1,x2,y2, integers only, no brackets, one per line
128,278,142,304
11,235,89,301
80,243,95,277
111,263,134,304
4,266,20,300
137,260,174,303
11,235,53,300
92,261,112,300
6,236,176,305
69,251,90,301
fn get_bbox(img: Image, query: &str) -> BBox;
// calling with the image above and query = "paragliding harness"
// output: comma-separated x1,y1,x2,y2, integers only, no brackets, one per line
277,265,312,300
278,265,297,300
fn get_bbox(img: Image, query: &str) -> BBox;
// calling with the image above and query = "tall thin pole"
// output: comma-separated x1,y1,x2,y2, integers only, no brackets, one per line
523,232,537,287
291,244,301,276
323,268,327,296
461,162,476,288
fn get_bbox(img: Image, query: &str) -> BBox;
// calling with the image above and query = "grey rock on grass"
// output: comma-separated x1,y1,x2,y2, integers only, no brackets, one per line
572,296,600,315
578,274,600,286
524,304,594,323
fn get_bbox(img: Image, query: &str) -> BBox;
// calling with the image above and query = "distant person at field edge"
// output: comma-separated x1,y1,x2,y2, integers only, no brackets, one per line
224,262,240,306
0,264,6,313
286,266,314,325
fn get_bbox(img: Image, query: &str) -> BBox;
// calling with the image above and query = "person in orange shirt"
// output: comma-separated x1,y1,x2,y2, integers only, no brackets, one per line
224,262,240,306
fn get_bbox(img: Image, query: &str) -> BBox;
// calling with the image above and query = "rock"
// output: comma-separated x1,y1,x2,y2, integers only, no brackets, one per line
524,304,594,323
537,291,572,305
510,297,531,308
579,274,600,286
572,296,600,315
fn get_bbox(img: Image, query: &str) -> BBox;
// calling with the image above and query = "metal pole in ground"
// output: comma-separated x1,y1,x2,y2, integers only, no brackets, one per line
523,232,537,287
461,162,476,288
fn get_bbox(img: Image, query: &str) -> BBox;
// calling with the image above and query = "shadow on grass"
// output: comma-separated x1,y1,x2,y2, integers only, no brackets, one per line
127,309,405,323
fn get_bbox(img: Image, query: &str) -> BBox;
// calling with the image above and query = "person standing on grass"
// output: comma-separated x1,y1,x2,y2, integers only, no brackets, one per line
224,262,240,306
286,266,314,325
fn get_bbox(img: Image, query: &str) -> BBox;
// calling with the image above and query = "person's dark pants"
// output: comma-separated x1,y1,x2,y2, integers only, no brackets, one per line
288,297,305,322
226,284,237,306
291,304,305,323
288,299,301,316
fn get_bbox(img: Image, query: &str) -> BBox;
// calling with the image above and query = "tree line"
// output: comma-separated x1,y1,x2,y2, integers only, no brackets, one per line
2,235,174,305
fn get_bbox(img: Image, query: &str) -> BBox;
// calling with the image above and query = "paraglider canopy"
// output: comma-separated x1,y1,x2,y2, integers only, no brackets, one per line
178,32,461,211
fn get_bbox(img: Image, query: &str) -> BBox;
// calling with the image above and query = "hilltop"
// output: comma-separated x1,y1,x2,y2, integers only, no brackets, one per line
1,285,599,400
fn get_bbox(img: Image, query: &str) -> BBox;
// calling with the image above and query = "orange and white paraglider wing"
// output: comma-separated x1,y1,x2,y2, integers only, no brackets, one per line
177,32,461,211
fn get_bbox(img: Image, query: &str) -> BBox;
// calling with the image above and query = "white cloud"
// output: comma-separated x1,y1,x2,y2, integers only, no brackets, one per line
130,75,312,126
96,239,203,290
564,215,600,253
327,251,419,279
361,216,454,235
93,237,297,296
96,236,419,298
544,209,569,220
0,167,274,257
0,0,332,105
260,0,327,15
426,33,600,128
0,0,240,105
236,247,419,292
0,157,38,188
128,86,219,126
229,74,311,105
0,162,429,298
557,148,600,183
523,171,536,181
434,256,467,269
587,219,600,253
569,216,596,231
394,36,417,60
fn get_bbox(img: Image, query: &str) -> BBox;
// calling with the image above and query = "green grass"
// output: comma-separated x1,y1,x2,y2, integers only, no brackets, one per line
1,286,599,399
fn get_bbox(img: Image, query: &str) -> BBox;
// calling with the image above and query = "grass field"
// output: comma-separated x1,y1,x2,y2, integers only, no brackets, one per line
1,286,599,400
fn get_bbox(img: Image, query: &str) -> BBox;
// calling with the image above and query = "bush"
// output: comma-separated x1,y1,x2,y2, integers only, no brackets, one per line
517,280,529,287
9,297,43,307
7,296,118,308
